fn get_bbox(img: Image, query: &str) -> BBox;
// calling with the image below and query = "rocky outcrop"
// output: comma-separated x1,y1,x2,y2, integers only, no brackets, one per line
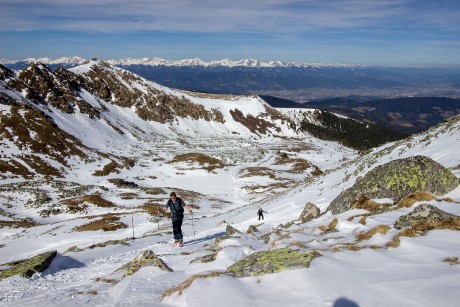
394,204,460,230
225,248,321,277
329,156,460,214
0,250,57,279
117,250,172,277
299,202,320,223
247,225,259,234
226,224,242,236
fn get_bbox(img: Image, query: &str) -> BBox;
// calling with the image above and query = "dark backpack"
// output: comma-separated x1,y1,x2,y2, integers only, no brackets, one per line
168,197,185,219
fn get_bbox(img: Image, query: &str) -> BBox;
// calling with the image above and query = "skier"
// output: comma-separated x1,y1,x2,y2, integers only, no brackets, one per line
257,207,267,220
160,192,193,247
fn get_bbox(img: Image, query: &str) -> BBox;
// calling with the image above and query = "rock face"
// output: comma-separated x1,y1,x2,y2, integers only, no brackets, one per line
225,248,321,277
329,156,460,214
299,202,320,223
0,250,57,279
122,250,172,276
394,204,460,229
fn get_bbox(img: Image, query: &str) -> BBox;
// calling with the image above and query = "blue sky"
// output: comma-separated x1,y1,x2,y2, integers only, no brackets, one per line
1,0,460,65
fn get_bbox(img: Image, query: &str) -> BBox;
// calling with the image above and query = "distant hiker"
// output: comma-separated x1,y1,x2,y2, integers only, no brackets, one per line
160,192,193,247
258,207,267,220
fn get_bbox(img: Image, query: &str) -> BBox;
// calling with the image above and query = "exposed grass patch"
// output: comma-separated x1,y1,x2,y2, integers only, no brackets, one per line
443,257,459,265
161,272,223,300
74,214,128,232
61,194,116,213
396,192,437,208
93,160,120,176
387,218,460,248
0,218,39,229
95,277,119,284
351,196,394,214
356,225,391,242
169,153,224,172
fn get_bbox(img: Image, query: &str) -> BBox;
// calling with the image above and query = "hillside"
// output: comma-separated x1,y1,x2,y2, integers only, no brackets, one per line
1,60,460,306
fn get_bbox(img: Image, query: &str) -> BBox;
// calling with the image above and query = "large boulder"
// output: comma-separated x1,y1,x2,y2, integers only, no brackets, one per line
329,156,460,214
225,248,321,277
394,204,460,229
0,250,57,280
299,202,320,223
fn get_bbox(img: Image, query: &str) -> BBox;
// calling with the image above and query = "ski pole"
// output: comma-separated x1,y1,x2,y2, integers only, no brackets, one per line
131,215,135,239
191,213,196,241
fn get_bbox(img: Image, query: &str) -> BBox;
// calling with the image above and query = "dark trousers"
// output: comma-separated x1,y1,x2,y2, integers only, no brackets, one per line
172,219,183,240
258,213,264,220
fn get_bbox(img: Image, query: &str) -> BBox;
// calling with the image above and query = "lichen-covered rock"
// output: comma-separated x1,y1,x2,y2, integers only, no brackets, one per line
247,225,259,234
0,250,57,279
329,156,460,214
225,248,321,277
226,224,242,236
394,204,460,229
119,250,172,276
299,202,320,223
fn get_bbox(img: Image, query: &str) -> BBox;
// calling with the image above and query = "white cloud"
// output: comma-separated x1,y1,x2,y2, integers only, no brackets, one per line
1,0,459,33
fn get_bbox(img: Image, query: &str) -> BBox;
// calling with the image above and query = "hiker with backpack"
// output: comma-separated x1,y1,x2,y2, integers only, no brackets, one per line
160,192,193,247
258,207,267,220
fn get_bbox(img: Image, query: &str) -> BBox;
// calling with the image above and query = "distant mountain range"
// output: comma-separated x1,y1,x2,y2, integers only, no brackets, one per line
3,57,460,136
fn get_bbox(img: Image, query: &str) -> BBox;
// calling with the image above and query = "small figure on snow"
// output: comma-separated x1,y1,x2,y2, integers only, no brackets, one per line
257,207,267,220
160,192,193,247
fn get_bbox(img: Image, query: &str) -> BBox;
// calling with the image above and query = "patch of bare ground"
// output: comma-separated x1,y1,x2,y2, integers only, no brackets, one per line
0,218,39,229
161,272,223,300
386,218,460,248
168,153,224,172
93,160,120,176
396,192,437,208
94,277,119,284
351,196,394,215
274,156,320,174
356,225,391,242
230,108,279,135
74,214,128,232
240,167,277,179
346,213,371,225
443,257,459,265
61,194,116,213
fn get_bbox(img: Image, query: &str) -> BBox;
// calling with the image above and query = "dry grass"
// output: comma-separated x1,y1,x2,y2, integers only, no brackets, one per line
0,219,39,229
387,218,460,248
346,213,371,225
94,277,119,284
229,108,279,135
240,167,276,179
62,194,116,213
396,192,437,208
93,160,120,176
351,196,393,214
169,153,224,172
443,257,459,265
328,218,339,230
161,272,223,300
74,214,128,232
356,225,391,242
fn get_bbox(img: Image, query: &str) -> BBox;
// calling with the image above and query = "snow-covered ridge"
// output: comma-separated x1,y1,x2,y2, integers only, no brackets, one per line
0,56,363,68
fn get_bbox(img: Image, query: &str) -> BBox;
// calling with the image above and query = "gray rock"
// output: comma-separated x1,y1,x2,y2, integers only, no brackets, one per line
394,204,460,229
226,224,242,236
247,225,259,234
299,202,320,223
0,250,57,279
329,155,460,214
118,250,173,276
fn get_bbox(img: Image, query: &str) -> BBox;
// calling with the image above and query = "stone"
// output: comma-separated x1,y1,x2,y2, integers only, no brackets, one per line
394,204,460,229
329,156,460,214
0,250,57,280
225,248,321,277
299,202,320,223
